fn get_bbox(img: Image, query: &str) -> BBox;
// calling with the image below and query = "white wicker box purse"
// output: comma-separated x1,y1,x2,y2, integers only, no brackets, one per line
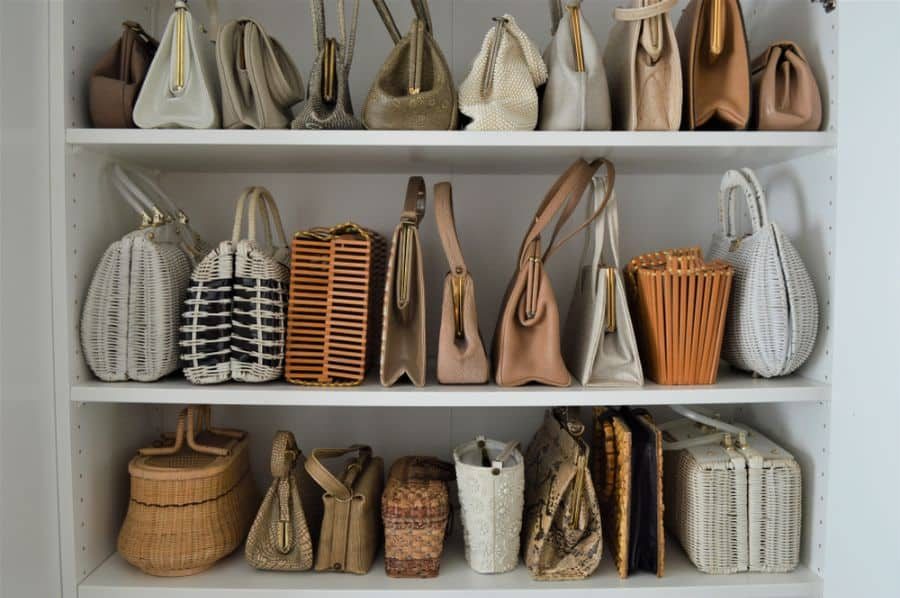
660,406,801,574
708,168,819,377
81,164,206,382
180,186,290,384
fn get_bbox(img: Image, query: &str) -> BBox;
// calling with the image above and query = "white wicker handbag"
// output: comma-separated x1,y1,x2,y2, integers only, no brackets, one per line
180,186,290,384
661,406,801,574
562,176,643,386
458,15,548,131
81,164,206,382
708,168,818,377
453,436,524,574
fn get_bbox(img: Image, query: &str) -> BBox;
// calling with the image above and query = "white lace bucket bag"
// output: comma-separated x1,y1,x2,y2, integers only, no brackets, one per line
708,168,819,377
81,164,206,382
453,437,524,574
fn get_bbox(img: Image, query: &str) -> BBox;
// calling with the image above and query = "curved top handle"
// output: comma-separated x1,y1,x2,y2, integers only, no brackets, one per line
311,0,360,68
434,182,467,277
576,175,621,281
108,163,165,227
718,168,770,238
305,445,373,501
231,186,289,253
112,163,192,225
269,430,300,479
659,405,748,451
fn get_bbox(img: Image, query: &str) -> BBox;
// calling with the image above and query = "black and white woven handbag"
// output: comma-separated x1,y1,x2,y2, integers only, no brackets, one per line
81,163,207,382
180,186,290,384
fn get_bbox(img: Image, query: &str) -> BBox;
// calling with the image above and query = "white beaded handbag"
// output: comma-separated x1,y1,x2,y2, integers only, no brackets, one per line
180,186,290,384
453,437,524,574
81,164,206,382
708,168,819,378
661,406,801,574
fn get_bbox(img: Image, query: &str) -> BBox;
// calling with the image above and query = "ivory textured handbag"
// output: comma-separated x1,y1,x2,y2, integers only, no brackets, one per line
522,409,603,580
434,182,489,384
216,17,304,129
676,0,751,129
458,15,547,131
363,0,457,131
604,0,682,131
493,158,611,387
539,0,611,131
453,437,524,574
305,446,384,575
380,177,427,387
562,175,643,387
133,0,220,129
752,41,822,131
708,169,818,377
293,0,363,130
89,21,158,128
180,187,290,384
82,164,205,382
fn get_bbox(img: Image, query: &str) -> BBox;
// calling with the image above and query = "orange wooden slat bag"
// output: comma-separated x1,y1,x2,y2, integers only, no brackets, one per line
286,223,386,386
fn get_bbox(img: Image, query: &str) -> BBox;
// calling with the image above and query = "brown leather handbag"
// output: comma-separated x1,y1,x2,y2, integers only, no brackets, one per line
363,0,457,130
434,182,489,384
305,445,384,575
89,21,158,128
492,158,614,387
752,41,822,131
676,0,750,130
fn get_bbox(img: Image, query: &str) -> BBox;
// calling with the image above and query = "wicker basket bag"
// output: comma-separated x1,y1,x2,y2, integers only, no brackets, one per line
286,223,386,385
118,406,257,576
382,457,455,578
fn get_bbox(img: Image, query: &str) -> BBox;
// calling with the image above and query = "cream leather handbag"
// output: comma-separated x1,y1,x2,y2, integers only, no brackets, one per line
458,15,547,131
563,177,643,387
707,169,819,378
133,0,220,129
604,0,682,131
539,0,611,131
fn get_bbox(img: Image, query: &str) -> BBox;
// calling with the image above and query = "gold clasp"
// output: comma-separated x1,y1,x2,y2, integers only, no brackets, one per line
604,267,617,333
174,6,187,91
709,0,725,60
322,38,337,103
567,5,585,73
277,520,291,554
451,271,466,337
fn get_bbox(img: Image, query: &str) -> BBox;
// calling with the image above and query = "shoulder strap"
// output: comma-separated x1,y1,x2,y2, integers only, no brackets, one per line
305,445,373,501
434,182,467,276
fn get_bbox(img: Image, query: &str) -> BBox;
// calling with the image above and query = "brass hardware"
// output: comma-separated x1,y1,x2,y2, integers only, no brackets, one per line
451,274,466,337
408,87,421,95
525,249,541,320
709,0,725,60
277,520,291,553
729,238,742,252
323,38,337,103
175,7,187,91
570,450,586,527
567,5,586,73
605,268,617,333
408,19,425,96
397,222,415,308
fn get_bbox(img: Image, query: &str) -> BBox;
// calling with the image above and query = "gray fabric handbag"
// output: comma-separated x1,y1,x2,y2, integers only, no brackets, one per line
293,0,363,130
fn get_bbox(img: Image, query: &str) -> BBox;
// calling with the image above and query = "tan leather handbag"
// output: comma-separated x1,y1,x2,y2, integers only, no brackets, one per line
380,177,427,387
604,0,682,131
523,408,603,580
434,182,489,384
245,431,321,571
752,41,822,131
89,21,158,128
216,18,304,129
305,446,384,575
363,0,457,130
676,0,751,130
492,158,613,387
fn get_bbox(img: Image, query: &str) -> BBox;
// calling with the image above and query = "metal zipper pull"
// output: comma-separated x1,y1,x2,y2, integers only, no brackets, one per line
481,17,508,98
567,5,586,73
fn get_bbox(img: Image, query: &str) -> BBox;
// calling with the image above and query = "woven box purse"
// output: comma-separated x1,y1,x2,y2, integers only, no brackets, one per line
118,406,257,576
382,457,455,578
286,223,386,386
180,186,290,384
708,168,819,377
660,406,801,574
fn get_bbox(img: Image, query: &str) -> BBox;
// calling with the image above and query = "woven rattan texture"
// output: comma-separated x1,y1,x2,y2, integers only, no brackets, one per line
592,408,631,578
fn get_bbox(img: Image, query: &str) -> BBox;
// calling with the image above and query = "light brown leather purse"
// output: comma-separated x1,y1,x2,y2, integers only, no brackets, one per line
676,0,750,130
380,177,427,387
752,41,822,131
492,158,613,387
89,21,158,128
305,445,384,575
434,182,489,384
363,0,457,130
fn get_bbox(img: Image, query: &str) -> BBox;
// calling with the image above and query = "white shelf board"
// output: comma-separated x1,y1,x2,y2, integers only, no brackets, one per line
66,129,836,175
79,539,822,598
70,369,828,407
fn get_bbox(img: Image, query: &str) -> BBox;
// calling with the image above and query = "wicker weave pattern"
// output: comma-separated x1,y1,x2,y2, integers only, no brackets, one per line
592,408,631,578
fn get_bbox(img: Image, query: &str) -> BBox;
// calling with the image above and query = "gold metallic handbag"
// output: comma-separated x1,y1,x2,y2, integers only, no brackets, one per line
363,0,457,130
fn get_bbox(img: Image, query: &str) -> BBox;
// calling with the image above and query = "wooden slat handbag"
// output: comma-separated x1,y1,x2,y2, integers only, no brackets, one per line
492,158,613,387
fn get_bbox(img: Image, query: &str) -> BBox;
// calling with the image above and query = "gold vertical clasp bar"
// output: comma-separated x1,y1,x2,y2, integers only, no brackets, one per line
322,38,337,103
567,5,586,73
709,0,725,59
451,273,466,337
570,450,586,527
524,242,541,320
277,520,291,553
605,268,617,333
174,6,187,91
397,222,414,308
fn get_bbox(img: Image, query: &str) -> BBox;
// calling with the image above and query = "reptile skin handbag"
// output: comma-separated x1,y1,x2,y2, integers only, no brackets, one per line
363,0,457,130
708,168,818,377
458,15,547,131
216,17,304,129
676,0,750,129
293,0,364,129
89,21,158,128
539,0,611,131
604,0,682,131
752,41,822,131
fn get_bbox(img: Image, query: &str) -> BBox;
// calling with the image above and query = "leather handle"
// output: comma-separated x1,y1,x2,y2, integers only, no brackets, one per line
433,182,467,277
305,445,373,501
613,0,678,21
372,0,402,44
411,0,433,33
